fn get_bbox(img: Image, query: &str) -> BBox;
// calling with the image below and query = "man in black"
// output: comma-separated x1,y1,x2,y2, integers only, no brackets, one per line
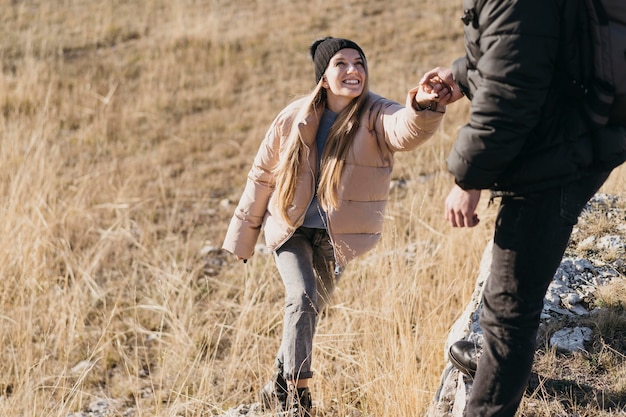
420,0,626,415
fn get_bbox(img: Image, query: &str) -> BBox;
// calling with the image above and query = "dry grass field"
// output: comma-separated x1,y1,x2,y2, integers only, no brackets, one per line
0,1,624,416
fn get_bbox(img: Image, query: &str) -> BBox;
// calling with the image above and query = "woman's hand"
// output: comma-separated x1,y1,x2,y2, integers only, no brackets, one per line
419,67,465,106
414,79,451,111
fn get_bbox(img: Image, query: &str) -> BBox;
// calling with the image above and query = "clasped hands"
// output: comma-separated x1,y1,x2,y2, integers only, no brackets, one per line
414,66,465,111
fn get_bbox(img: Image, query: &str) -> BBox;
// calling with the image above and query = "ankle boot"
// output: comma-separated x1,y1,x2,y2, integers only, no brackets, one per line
449,340,480,378
259,366,288,411
286,387,312,417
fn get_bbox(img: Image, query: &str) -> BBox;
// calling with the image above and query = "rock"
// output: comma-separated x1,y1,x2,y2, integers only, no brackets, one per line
597,235,625,251
549,327,593,353
70,360,93,375
66,399,124,417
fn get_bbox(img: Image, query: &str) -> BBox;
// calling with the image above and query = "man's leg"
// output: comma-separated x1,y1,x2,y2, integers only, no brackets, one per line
466,171,611,417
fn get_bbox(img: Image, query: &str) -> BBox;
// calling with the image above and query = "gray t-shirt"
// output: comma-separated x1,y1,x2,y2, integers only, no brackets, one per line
302,108,337,228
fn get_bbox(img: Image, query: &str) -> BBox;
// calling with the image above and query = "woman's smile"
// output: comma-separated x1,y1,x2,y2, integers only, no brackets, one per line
323,48,366,112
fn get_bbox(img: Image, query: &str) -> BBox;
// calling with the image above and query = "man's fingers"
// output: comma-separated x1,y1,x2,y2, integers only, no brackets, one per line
419,68,440,84
457,213,467,227
447,210,480,228
464,214,480,228
445,207,456,227
471,214,480,227
446,209,464,228
445,186,481,228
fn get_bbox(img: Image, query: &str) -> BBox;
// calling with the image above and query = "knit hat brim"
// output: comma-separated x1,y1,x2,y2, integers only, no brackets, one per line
310,37,366,84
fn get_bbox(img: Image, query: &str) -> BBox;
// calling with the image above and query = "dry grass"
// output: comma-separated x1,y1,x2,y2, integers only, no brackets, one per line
0,0,624,416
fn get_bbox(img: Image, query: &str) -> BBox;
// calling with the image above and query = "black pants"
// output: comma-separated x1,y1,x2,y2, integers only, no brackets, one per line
466,170,612,417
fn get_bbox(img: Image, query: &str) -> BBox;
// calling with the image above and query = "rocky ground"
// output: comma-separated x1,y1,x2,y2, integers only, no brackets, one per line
431,193,626,417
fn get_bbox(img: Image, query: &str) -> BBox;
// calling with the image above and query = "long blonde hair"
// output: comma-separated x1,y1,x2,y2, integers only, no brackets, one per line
273,77,370,227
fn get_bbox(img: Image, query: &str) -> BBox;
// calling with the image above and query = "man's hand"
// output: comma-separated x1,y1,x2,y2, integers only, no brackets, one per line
445,185,481,227
419,67,465,105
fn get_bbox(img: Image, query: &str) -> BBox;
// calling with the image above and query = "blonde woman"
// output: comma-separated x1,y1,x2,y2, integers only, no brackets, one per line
222,36,457,416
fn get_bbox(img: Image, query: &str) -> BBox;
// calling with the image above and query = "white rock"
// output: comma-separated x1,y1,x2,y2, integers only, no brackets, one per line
598,235,624,251
549,327,592,352
569,304,589,315
565,293,581,305
70,360,93,375
577,236,596,250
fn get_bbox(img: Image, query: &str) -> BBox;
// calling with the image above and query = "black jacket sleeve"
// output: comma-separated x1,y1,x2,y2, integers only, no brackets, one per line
448,0,562,190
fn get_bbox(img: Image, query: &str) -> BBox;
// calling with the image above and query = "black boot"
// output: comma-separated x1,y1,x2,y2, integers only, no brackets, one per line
260,381,312,416
259,364,288,411
286,387,312,417
449,340,480,378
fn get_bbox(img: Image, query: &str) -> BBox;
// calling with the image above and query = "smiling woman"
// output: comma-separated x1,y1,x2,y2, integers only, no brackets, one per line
221,36,460,416
314,39,366,112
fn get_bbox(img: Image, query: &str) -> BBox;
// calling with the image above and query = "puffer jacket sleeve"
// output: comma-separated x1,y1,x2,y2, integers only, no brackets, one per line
451,56,471,98
448,0,561,190
222,117,282,259
371,89,444,152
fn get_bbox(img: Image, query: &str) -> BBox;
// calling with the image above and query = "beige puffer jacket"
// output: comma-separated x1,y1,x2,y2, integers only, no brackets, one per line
222,87,443,266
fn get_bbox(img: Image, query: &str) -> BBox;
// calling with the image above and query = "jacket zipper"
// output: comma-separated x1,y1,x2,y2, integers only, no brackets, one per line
273,138,342,273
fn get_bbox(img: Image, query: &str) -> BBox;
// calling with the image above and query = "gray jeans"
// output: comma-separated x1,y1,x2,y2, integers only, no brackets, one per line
273,227,342,381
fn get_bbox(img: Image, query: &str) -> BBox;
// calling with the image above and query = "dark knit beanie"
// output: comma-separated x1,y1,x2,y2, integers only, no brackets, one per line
310,37,366,84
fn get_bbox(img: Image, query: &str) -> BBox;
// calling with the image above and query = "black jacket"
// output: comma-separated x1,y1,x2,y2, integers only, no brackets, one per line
448,0,598,192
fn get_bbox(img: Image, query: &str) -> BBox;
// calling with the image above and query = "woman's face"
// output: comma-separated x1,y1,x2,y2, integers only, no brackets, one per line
322,48,366,113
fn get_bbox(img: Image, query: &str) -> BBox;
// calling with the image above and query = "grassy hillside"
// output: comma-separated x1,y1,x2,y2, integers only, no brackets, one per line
0,1,624,416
